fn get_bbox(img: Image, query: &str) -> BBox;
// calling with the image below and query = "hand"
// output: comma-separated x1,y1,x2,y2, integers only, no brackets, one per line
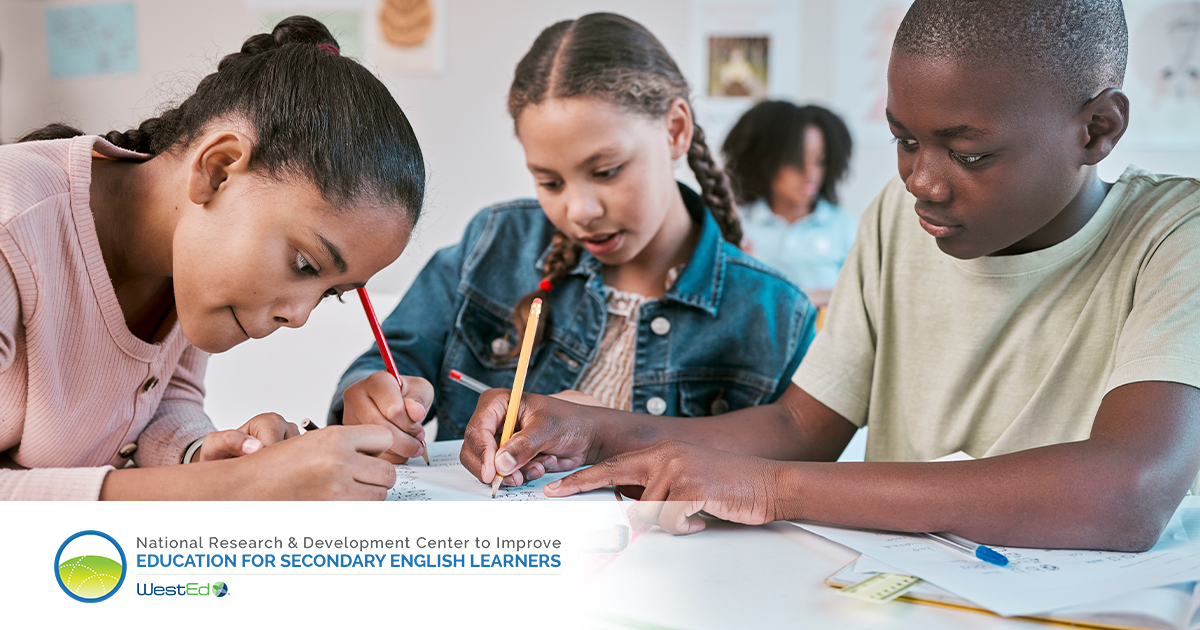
461,390,599,487
544,440,782,535
342,370,433,464
194,412,300,462
550,389,605,407
231,425,397,500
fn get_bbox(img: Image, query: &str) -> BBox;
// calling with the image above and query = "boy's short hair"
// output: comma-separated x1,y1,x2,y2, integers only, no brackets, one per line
893,0,1128,106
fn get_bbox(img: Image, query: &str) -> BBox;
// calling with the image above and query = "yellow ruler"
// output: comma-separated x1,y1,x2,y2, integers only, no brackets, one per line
838,573,923,604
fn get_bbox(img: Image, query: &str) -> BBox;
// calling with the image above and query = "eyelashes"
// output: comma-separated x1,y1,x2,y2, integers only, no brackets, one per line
295,251,344,303
535,164,627,191
891,137,992,167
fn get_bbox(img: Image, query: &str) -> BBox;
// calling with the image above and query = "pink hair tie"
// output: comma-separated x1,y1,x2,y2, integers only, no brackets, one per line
318,43,340,55
538,278,553,292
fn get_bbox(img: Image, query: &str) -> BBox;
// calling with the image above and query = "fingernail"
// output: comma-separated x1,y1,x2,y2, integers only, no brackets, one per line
242,438,262,454
415,444,424,457
496,452,516,475
546,480,561,491
545,455,557,468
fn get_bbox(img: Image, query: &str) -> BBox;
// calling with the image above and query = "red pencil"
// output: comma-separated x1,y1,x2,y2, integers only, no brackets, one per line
356,287,430,465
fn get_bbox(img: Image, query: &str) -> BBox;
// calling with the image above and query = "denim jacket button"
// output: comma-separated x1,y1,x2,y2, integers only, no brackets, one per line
646,397,667,415
650,317,671,335
491,337,512,356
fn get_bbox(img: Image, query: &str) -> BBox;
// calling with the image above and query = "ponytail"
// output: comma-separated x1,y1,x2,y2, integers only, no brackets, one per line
18,15,424,222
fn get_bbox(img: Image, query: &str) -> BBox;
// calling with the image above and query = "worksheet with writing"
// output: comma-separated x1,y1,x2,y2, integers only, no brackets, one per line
386,439,618,502
794,497,1200,617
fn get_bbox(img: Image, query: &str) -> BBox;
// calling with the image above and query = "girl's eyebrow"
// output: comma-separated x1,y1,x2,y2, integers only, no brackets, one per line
318,234,348,274
581,145,624,167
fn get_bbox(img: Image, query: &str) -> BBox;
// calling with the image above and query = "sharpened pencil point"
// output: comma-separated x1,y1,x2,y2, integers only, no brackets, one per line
491,476,502,498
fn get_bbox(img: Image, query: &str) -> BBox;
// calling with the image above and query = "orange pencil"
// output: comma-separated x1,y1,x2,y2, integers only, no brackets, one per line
356,287,430,465
492,298,542,497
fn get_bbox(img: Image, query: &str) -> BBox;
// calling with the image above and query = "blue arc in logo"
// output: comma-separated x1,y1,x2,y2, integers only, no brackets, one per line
55,530,127,603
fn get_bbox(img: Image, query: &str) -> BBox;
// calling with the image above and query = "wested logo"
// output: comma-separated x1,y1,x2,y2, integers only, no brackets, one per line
136,581,229,597
55,530,127,603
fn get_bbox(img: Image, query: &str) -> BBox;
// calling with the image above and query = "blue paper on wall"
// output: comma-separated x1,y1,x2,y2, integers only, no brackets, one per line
44,3,139,78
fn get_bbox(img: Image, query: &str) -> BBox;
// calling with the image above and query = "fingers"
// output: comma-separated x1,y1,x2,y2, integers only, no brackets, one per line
401,377,434,425
241,412,300,447
492,399,563,476
353,452,399,489
340,424,399,458
543,450,651,497
461,389,511,483
195,429,262,462
343,371,428,459
659,500,709,535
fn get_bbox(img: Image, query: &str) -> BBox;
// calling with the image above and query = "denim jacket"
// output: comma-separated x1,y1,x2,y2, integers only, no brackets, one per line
329,184,817,440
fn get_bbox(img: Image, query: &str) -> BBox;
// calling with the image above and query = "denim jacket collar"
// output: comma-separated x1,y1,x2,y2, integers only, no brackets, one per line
532,183,725,317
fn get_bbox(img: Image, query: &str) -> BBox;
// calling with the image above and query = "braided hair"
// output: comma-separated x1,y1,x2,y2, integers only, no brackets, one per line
18,16,425,222
500,12,740,358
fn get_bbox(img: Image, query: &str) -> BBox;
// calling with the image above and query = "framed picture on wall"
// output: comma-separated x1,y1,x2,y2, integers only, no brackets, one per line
687,0,801,156
707,36,770,99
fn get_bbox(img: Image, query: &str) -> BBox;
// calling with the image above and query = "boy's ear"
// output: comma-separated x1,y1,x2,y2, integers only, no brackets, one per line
1079,88,1130,166
665,97,694,161
186,132,254,206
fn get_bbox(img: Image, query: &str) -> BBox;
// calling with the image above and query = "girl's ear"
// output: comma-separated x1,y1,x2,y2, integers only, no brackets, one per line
186,131,254,206
665,97,694,161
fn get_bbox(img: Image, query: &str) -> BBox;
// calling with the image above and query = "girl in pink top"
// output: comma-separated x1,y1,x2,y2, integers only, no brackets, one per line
0,16,427,499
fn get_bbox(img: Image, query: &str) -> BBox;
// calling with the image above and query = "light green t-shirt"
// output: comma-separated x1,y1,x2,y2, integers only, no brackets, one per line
792,167,1200,462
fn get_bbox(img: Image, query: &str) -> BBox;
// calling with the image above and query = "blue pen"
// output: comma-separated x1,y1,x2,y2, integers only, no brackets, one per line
922,532,1010,566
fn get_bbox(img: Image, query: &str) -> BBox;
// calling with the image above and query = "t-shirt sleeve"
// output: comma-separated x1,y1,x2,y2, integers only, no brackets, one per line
791,184,895,427
133,344,215,468
1107,207,1200,393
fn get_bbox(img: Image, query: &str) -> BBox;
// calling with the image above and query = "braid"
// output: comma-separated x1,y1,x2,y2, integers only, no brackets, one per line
101,111,180,154
686,123,742,246
17,123,84,143
499,232,581,361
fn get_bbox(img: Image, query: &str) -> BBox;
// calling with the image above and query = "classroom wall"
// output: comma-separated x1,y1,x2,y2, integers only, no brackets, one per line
3,0,1198,437
6,1,1195,293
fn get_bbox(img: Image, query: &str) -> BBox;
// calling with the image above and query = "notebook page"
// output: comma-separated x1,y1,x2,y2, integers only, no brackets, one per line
386,439,618,502
794,497,1200,617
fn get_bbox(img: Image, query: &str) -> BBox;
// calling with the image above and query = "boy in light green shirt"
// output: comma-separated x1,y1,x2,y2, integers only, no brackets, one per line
799,168,1200,463
461,0,1200,552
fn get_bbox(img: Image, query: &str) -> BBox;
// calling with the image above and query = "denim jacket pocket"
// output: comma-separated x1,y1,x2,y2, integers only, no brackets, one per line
456,296,520,372
677,376,775,417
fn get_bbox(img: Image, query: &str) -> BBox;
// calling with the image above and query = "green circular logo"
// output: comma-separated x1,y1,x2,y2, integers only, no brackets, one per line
55,531,126,602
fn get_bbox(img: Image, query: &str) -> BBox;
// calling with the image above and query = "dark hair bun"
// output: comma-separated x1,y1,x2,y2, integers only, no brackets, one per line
238,15,338,56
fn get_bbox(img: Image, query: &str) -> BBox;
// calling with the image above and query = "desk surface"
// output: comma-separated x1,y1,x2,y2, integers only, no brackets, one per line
580,520,1035,629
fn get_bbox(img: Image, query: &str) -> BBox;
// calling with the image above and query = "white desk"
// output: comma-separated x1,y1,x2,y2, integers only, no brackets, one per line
580,520,1034,629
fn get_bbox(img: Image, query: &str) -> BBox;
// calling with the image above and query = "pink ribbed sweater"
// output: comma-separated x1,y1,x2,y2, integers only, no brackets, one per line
0,136,215,500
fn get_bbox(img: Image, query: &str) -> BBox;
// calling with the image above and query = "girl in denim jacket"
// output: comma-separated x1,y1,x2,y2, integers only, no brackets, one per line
329,13,817,463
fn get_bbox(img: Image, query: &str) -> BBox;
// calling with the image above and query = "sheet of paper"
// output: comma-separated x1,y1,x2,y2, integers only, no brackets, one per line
386,439,618,502
847,556,1199,630
794,497,1200,617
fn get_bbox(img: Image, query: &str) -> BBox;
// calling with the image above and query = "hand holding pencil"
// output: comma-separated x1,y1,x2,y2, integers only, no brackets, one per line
340,288,434,465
